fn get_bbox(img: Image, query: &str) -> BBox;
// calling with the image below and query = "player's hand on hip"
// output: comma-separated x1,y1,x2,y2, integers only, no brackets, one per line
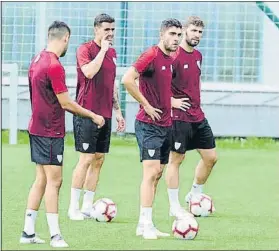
101,35,111,52
116,114,126,132
92,114,105,128
172,97,191,111
143,104,162,121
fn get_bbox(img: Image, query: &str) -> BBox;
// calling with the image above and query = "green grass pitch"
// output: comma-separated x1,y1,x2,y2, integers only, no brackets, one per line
2,134,279,250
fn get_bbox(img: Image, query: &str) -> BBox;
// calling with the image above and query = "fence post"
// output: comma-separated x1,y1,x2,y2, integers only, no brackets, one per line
9,63,19,145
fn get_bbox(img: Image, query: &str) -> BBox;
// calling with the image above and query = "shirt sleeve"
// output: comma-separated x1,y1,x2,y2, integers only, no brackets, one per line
77,44,92,67
48,64,68,94
133,47,156,74
111,48,117,65
28,76,33,105
112,48,117,59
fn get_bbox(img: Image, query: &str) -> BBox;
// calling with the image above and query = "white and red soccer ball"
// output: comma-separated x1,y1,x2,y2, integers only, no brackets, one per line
188,194,215,217
91,198,117,222
172,217,199,240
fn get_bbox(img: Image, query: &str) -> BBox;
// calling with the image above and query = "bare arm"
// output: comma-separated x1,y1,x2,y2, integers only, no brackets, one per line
122,67,162,121
81,50,106,79
112,83,122,115
81,36,110,79
112,83,126,132
121,67,149,107
56,92,104,127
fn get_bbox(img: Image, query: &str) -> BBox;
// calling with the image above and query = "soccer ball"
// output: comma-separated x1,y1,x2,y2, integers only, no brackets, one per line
172,217,199,240
188,193,215,217
91,198,117,222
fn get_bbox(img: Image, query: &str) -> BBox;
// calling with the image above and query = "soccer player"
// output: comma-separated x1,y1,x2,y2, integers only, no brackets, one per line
122,19,184,240
68,13,125,220
165,16,218,215
20,21,105,248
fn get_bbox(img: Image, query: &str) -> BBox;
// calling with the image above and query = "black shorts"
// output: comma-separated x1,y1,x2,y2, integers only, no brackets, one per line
73,115,112,154
135,120,172,165
171,118,216,154
29,134,64,166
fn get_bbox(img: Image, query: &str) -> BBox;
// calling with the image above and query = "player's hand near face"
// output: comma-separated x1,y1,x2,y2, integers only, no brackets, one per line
101,34,111,52
143,104,162,121
171,97,191,111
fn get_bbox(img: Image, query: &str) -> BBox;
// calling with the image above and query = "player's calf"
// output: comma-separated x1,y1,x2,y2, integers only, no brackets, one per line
137,160,162,240
166,152,185,213
72,153,95,188
187,149,218,198
69,153,94,216
81,153,105,215
198,148,218,169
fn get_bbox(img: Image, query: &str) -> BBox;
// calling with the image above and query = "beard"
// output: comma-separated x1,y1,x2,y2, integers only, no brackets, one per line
186,39,199,47
185,31,200,47
163,40,178,52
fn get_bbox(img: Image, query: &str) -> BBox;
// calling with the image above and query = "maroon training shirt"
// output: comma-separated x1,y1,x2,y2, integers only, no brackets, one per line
133,46,174,127
76,40,117,118
171,46,205,122
28,50,68,138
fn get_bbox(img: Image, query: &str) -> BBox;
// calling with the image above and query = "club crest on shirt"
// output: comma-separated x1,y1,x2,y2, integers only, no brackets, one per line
148,149,155,157
112,57,117,65
57,155,63,163
162,66,166,70
196,60,201,69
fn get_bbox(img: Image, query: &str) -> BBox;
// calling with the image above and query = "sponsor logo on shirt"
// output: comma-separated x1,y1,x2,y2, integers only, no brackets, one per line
162,66,166,70
184,64,189,69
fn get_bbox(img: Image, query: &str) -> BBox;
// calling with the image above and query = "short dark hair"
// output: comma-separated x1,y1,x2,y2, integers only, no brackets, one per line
94,13,115,27
48,21,71,40
160,18,182,32
184,16,205,28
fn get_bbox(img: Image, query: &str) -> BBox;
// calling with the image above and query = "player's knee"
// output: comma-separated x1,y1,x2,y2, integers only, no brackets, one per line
156,169,163,181
143,162,162,181
78,153,95,169
95,153,105,168
35,166,47,188
205,153,218,167
212,153,218,166
52,178,63,189
153,165,163,181
35,175,47,188
48,176,63,189
170,153,185,166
